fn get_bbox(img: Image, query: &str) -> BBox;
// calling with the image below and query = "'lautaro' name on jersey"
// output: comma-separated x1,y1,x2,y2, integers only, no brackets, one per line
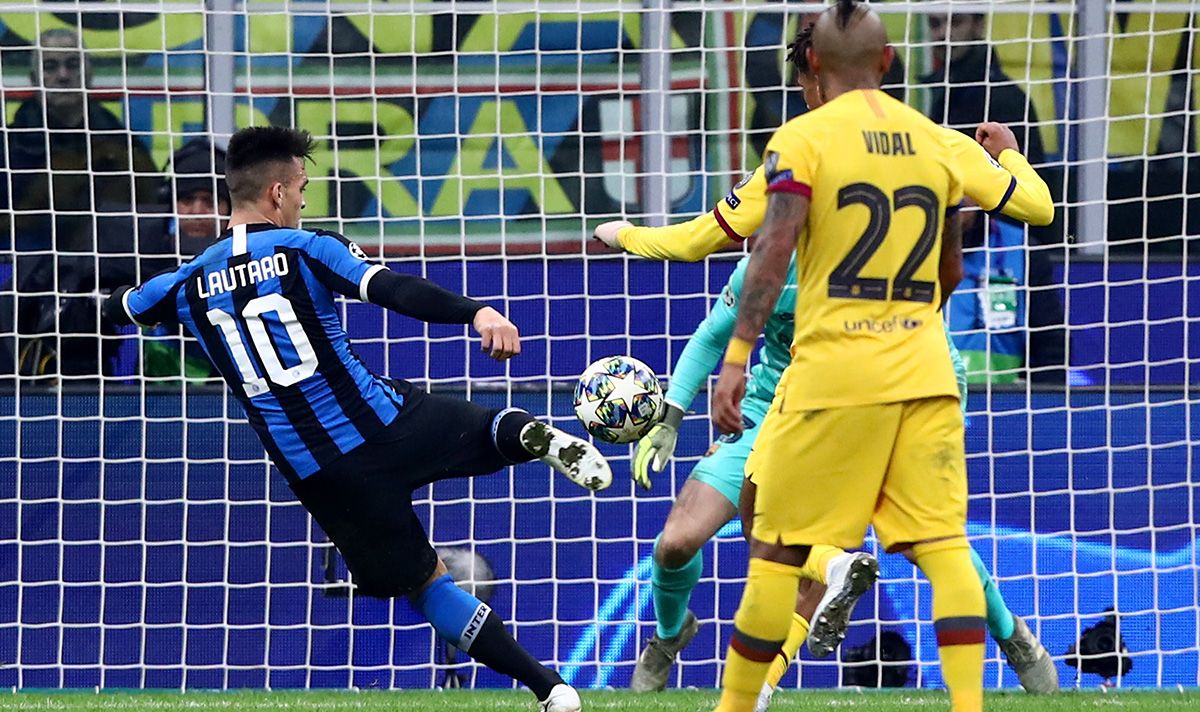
197,253,290,299
862,130,916,156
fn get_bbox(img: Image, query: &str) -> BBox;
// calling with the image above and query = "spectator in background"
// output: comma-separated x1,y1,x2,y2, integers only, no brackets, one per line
123,139,228,380
0,138,226,380
0,28,159,380
922,12,1066,383
1,28,159,252
923,13,1045,166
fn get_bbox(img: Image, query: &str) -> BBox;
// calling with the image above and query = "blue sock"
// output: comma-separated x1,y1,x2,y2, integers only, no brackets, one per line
651,536,704,640
970,548,1016,641
415,574,561,698
413,574,491,652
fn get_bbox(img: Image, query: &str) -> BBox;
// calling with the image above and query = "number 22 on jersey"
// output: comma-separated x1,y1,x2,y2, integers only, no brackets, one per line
828,182,942,304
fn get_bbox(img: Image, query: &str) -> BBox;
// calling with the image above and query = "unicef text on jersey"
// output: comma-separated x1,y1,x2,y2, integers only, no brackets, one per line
843,315,924,333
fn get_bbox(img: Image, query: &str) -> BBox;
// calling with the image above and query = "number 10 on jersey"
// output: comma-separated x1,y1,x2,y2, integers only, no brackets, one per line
207,293,318,397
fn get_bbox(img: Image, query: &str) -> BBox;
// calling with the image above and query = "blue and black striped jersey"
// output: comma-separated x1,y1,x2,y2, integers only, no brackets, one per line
120,223,402,481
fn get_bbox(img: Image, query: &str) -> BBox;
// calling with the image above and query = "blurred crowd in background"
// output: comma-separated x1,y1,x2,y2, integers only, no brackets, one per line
2,9,1193,384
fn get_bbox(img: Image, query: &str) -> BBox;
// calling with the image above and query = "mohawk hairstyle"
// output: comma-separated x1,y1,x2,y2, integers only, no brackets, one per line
834,0,862,29
785,21,816,80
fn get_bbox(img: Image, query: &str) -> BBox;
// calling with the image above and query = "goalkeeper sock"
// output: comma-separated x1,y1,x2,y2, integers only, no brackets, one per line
799,544,843,584
765,612,810,690
913,539,985,712
970,548,1016,641
414,574,560,699
651,536,704,640
716,558,800,712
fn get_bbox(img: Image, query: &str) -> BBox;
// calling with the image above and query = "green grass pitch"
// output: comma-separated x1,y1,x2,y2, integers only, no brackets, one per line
1,690,1198,710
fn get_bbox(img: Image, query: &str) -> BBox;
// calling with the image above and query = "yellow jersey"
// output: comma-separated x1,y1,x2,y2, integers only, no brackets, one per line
616,129,1052,261
764,89,963,409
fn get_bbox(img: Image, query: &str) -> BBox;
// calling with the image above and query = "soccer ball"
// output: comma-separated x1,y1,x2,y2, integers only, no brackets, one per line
573,355,665,444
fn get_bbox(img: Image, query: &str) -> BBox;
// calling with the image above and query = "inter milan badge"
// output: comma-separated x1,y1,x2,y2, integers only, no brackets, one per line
763,150,780,179
348,241,368,260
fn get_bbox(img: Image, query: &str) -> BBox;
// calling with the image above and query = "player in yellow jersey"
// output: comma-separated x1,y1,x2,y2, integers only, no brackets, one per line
596,18,1057,708
708,2,983,710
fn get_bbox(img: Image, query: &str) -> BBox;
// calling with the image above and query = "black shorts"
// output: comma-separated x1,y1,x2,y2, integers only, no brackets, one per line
289,380,523,597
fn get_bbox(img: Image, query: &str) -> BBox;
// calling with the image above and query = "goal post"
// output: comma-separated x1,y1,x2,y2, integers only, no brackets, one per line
0,0,1197,692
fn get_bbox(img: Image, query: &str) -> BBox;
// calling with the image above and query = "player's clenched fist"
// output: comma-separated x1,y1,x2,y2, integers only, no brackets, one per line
975,122,1020,160
711,361,747,436
473,307,521,361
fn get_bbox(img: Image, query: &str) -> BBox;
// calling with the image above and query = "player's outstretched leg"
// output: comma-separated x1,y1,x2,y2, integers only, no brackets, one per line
968,549,1058,693
413,567,582,711
633,480,736,691
514,416,612,491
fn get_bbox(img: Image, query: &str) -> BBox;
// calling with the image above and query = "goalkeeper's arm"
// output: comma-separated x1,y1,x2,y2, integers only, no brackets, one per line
633,264,743,488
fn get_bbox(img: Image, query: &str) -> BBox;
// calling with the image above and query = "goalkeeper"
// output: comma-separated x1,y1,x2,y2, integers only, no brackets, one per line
598,22,1058,700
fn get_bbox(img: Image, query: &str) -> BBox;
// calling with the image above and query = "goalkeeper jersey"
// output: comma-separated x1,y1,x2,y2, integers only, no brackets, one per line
665,255,796,411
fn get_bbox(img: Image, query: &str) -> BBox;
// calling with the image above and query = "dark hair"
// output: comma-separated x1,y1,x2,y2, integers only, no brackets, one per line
786,22,815,80
834,0,860,29
160,138,228,206
225,126,315,204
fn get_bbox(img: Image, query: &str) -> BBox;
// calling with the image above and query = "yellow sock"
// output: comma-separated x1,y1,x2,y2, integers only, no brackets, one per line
914,538,986,712
715,558,801,712
765,612,810,689
799,544,843,583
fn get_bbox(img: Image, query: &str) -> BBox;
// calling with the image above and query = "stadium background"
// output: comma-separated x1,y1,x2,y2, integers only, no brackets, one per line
1,0,1199,695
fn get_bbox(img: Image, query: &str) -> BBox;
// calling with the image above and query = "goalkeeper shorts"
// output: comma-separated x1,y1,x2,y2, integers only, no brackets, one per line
688,394,772,507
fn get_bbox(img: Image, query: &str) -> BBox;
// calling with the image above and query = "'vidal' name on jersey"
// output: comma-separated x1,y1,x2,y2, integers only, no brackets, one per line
197,253,291,299
862,130,916,156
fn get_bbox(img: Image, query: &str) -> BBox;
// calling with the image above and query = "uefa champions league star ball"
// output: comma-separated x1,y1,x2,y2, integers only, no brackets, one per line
573,355,666,444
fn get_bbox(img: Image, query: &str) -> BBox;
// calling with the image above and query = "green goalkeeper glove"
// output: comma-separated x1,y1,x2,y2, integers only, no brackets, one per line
633,404,685,490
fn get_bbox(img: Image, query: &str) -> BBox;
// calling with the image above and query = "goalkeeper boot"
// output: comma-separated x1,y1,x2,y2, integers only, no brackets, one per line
538,683,582,712
522,422,613,492
631,610,700,692
806,552,879,659
996,616,1058,694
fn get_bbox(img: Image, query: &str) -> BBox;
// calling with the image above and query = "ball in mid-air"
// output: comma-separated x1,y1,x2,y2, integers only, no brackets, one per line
573,355,665,444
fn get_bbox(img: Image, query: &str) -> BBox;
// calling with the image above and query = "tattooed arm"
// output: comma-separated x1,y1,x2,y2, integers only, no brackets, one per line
735,192,808,342
939,210,964,309
711,191,810,435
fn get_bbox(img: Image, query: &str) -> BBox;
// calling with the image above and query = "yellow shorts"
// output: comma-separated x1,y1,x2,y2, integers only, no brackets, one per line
745,395,966,552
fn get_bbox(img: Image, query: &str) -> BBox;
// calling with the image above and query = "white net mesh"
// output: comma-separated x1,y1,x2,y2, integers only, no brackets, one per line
0,0,1196,692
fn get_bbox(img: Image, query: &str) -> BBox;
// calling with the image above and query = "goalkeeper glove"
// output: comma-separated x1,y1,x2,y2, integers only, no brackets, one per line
632,403,685,490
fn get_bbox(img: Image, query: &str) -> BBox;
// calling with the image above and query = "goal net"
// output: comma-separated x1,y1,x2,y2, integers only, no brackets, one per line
0,0,1196,692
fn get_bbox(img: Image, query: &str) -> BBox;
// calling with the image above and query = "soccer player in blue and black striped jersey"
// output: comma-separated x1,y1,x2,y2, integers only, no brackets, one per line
103,126,607,712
